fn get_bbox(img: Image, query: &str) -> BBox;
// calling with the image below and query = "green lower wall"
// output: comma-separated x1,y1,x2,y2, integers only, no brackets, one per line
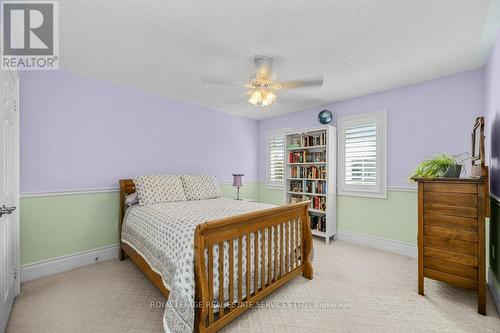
20,192,120,265
337,192,417,244
20,183,258,266
259,184,417,245
220,182,259,201
258,185,286,205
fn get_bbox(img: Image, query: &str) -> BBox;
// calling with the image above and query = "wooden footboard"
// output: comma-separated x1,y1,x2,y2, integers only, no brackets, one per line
193,201,312,333
119,179,313,333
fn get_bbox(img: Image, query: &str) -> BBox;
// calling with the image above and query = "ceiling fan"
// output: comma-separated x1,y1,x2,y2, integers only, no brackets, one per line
202,55,324,107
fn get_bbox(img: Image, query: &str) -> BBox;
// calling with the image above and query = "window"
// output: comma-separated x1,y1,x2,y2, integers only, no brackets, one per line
266,130,286,187
338,110,387,198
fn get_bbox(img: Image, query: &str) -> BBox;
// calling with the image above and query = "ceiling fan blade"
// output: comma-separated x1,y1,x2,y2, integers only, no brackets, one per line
271,76,324,90
201,75,245,87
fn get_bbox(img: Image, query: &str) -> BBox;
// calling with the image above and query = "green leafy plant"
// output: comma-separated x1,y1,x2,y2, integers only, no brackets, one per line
410,153,468,179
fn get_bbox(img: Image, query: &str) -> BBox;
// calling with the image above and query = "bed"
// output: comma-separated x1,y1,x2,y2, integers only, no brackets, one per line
118,178,313,333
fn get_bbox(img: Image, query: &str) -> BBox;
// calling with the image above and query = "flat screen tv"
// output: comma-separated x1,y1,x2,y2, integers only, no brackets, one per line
491,111,500,199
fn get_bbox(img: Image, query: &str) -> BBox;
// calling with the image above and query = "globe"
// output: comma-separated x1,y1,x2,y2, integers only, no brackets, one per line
318,110,332,124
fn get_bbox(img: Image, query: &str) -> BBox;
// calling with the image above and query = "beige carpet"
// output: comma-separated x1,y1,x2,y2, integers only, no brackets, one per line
6,240,500,333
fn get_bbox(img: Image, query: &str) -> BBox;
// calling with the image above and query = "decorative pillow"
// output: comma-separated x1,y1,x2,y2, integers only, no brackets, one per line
133,175,187,205
125,192,139,206
181,175,223,200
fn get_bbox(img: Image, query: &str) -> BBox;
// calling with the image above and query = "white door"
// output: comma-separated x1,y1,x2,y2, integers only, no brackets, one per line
0,70,19,333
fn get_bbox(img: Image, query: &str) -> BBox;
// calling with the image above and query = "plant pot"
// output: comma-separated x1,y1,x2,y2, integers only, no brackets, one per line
443,164,462,178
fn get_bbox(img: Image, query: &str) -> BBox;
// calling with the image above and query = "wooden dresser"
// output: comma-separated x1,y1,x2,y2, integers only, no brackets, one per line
413,177,487,315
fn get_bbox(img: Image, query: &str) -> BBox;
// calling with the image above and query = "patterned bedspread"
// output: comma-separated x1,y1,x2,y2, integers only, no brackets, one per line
121,197,278,333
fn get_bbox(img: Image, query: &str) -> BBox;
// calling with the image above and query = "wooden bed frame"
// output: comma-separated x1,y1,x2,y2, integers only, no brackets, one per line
118,179,313,333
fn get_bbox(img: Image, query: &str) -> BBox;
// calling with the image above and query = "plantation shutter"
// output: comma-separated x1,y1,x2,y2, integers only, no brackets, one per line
268,134,285,186
338,111,387,198
344,124,377,185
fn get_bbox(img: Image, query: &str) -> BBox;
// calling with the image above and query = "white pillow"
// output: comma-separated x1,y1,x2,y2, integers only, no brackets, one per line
181,175,223,200
133,175,187,205
125,192,139,206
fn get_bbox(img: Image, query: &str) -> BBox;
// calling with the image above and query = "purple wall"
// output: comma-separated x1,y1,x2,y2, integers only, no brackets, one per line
485,31,500,199
258,69,485,188
21,67,486,193
20,71,259,194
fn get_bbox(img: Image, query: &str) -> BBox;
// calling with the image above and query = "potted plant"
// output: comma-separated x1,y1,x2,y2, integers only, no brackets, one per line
410,153,468,179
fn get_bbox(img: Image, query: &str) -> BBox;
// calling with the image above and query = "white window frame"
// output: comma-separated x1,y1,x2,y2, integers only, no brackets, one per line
338,110,387,198
266,128,290,189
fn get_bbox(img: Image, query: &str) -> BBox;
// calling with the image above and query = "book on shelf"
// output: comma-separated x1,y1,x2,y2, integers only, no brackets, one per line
289,165,326,179
305,195,327,211
288,151,326,163
289,132,327,148
289,180,303,192
310,215,326,232
305,180,327,194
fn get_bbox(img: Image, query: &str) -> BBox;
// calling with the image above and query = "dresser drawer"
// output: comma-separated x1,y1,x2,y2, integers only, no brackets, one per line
424,257,478,281
424,192,477,207
424,182,477,194
424,213,477,231
424,204,477,218
424,234,477,256
424,268,478,290
424,247,478,266
424,225,477,242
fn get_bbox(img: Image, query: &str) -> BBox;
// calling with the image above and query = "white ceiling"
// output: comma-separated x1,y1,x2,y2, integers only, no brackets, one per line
59,0,499,120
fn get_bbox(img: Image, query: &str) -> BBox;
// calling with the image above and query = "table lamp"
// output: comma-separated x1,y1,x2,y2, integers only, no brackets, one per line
232,174,244,200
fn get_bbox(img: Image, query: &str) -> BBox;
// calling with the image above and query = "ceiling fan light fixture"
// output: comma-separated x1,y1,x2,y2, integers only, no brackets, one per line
248,90,261,105
265,91,276,103
248,89,276,107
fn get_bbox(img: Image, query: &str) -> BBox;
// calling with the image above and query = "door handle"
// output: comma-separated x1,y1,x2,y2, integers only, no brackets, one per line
0,205,16,217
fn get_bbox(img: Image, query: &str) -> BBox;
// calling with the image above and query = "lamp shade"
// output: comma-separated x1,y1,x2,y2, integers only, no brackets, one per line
232,174,244,187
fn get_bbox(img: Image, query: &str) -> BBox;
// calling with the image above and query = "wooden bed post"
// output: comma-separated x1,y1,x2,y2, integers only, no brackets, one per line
119,179,134,261
194,225,209,333
302,204,313,280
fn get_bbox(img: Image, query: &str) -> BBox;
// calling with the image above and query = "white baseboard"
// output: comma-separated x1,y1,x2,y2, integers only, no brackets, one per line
488,268,500,315
21,244,120,282
335,230,417,257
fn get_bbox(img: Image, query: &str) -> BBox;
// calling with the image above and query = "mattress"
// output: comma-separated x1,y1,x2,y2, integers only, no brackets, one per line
121,197,293,333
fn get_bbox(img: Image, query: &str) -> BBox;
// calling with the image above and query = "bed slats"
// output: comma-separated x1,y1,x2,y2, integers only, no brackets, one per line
267,227,272,287
237,236,242,305
193,202,312,333
207,245,214,325
261,228,266,289
218,242,224,318
246,233,251,300
229,238,234,309
291,222,294,272
254,231,258,295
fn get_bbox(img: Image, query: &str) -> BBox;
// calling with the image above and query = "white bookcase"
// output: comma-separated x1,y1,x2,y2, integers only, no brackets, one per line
284,125,337,244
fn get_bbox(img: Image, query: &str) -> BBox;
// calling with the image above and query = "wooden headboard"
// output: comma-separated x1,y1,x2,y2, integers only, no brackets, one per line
119,179,136,228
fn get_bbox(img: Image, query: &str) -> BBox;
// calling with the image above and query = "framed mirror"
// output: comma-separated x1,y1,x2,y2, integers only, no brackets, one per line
471,117,485,177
